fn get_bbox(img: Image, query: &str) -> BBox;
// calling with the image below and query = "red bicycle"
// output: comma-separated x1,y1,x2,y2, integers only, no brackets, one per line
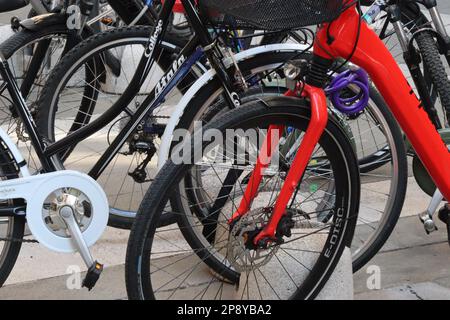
125,0,449,300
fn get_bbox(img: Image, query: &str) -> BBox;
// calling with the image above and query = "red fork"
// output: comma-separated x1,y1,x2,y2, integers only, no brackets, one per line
229,85,329,245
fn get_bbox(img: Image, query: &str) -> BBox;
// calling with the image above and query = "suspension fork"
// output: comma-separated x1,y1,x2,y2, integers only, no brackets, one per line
229,81,329,245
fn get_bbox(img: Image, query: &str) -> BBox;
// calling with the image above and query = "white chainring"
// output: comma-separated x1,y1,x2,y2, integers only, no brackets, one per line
0,171,109,253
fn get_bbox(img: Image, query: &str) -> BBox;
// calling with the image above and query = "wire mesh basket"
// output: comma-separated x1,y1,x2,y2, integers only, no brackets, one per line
199,0,344,30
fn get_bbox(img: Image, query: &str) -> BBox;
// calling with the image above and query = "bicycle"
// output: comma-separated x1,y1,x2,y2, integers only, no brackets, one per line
35,0,409,275
0,0,324,288
125,0,450,300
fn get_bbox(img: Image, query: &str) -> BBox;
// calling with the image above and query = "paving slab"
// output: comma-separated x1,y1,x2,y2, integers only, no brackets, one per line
3,227,130,286
354,216,450,299
355,282,450,300
0,247,353,300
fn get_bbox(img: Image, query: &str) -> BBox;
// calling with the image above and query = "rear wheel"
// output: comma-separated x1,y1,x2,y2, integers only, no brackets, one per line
36,30,306,229
35,26,190,230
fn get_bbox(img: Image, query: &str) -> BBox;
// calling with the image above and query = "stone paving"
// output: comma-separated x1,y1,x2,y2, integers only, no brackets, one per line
0,3,449,300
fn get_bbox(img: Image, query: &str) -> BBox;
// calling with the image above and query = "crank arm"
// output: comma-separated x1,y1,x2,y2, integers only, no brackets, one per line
60,206,103,290
420,189,444,234
60,207,94,267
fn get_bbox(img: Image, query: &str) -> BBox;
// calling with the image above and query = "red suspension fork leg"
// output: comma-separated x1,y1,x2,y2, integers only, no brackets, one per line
230,124,284,221
229,90,302,222
254,85,329,244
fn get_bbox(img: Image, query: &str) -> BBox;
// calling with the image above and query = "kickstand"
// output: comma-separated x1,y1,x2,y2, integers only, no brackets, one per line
438,204,450,246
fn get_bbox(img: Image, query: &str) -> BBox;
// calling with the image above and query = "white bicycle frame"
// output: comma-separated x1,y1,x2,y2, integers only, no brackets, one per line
0,127,108,253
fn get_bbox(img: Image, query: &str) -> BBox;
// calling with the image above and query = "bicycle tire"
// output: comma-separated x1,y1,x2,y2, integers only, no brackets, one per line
126,98,360,300
415,31,450,126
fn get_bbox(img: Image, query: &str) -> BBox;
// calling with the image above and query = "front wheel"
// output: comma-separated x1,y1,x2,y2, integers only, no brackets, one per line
174,63,408,272
126,98,360,300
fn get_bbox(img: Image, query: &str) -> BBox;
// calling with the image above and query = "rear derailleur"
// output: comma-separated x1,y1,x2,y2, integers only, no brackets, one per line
127,141,157,183
123,117,163,183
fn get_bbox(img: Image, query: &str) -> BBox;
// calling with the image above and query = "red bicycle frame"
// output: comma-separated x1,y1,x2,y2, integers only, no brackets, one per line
232,2,450,245
161,0,187,13
314,4,450,199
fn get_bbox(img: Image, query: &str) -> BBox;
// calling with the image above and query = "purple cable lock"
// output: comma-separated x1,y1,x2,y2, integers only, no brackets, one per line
325,67,370,116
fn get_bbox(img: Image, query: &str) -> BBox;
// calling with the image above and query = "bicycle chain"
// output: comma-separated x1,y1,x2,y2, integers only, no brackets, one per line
150,115,170,119
4,114,172,242
0,237,38,244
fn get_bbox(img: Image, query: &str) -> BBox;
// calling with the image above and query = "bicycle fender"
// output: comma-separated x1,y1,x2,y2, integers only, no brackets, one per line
157,43,311,169
258,95,355,149
19,13,67,31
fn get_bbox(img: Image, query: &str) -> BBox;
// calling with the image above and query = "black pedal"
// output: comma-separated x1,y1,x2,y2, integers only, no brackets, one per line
10,17,20,31
438,204,450,246
82,261,103,291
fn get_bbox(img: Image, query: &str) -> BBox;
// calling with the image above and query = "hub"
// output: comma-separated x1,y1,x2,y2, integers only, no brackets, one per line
228,208,279,272
43,189,93,238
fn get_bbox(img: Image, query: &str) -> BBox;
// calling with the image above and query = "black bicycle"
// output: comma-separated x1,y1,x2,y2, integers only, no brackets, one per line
0,0,190,174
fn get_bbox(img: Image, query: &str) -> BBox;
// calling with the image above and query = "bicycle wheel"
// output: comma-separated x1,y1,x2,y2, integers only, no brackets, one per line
126,98,360,300
172,54,407,272
36,27,308,229
35,26,190,229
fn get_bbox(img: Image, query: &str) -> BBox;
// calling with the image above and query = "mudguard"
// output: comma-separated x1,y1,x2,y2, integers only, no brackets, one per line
157,43,311,168
19,13,67,31
260,95,356,153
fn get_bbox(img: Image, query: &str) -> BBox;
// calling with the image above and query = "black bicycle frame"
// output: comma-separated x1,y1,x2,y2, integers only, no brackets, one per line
0,0,238,178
